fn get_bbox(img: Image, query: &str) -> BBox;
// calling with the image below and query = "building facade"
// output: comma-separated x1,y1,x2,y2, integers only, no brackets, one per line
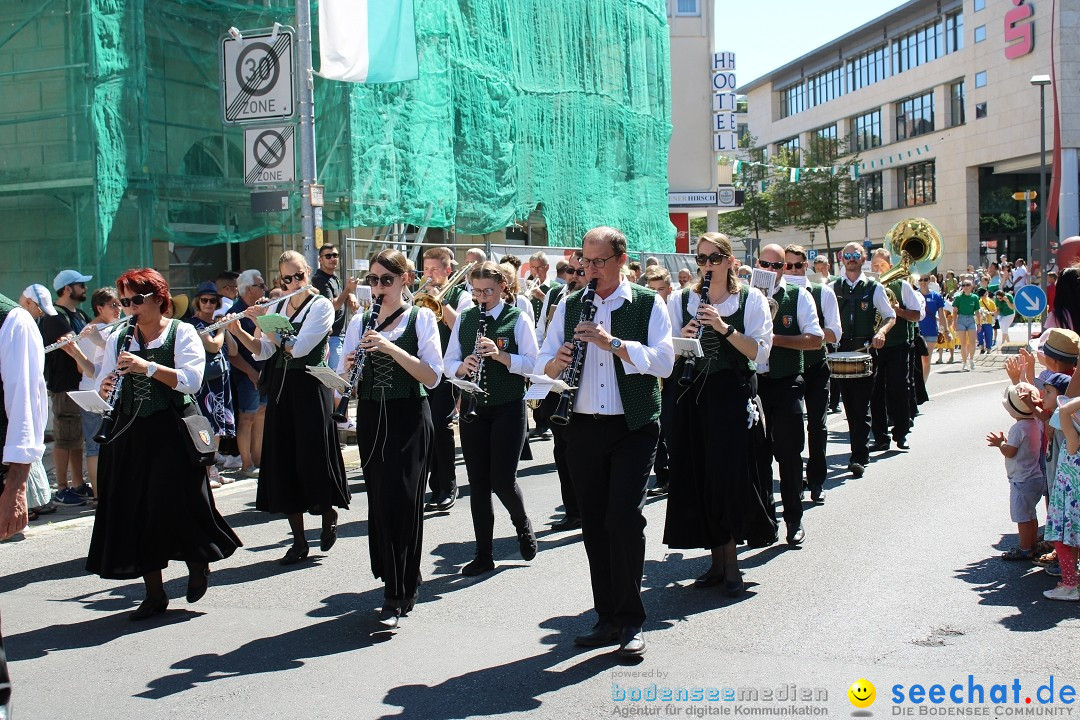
737,0,1079,273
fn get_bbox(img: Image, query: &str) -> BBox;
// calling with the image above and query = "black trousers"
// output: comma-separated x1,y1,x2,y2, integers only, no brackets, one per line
550,422,579,519
564,414,658,629
0,609,9,716
533,390,554,432
802,359,830,491
871,344,912,443
426,378,458,499
653,378,677,485
755,375,806,529
839,373,875,466
459,400,529,558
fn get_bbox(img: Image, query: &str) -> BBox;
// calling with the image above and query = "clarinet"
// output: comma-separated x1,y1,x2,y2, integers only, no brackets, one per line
678,270,712,387
460,299,488,424
331,294,383,423
550,279,599,426
93,316,138,444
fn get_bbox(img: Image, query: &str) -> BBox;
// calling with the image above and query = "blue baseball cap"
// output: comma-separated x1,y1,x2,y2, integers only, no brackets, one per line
53,269,92,291
1035,370,1071,395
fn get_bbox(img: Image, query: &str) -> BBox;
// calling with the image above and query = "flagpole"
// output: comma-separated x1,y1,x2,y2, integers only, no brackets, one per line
297,0,318,268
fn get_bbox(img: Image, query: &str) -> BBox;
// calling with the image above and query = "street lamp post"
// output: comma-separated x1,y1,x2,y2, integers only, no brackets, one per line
1031,74,1051,291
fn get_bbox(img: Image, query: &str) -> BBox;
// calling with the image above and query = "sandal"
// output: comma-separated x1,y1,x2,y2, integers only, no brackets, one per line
1002,547,1034,561
28,509,39,522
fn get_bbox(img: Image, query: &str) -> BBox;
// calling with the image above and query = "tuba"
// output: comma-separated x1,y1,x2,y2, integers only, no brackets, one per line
875,217,944,332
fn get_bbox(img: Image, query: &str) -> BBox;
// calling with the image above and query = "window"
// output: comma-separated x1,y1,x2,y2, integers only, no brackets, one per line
775,136,800,157
899,161,936,208
851,109,882,152
846,45,890,94
975,71,987,88
737,123,749,142
675,0,699,15
853,173,884,214
974,0,985,11
975,102,988,119
814,125,839,161
945,12,964,54
891,15,953,75
950,80,965,126
974,25,986,43
895,92,935,141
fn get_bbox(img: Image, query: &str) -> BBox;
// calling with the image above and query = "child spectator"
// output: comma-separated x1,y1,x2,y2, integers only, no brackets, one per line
987,383,1045,561
976,288,996,355
1044,394,1080,600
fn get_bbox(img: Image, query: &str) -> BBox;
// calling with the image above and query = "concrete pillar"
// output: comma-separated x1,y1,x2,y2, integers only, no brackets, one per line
1061,148,1079,242
932,84,949,133
707,207,719,232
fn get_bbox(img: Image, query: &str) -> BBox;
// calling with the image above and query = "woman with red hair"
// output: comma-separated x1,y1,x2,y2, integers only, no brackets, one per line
87,268,241,620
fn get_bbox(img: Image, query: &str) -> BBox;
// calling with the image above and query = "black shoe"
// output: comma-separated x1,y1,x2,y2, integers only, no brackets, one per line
618,627,646,657
550,515,582,531
870,440,890,452
693,571,723,588
378,605,400,629
723,576,746,597
574,622,621,647
280,544,310,566
646,483,669,497
424,495,443,512
517,520,537,561
436,491,456,512
848,462,865,478
896,438,910,450
828,406,841,414
320,518,338,552
186,565,210,603
461,556,495,576
810,487,825,503
786,523,805,545
130,595,169,621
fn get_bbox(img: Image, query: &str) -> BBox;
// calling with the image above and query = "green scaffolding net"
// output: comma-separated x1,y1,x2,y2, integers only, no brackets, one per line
0,0,673,295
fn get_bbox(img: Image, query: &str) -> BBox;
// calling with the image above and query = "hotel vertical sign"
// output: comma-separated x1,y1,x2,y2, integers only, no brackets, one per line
712,52,738,152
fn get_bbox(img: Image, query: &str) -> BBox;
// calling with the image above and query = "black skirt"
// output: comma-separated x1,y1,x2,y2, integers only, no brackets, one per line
257,366,350,515
357,397,432,603
86,409,242,580
663,369,777,549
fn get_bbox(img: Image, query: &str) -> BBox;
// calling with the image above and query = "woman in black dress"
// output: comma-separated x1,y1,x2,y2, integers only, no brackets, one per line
229,250,349,564
663,233,777,596
340,249,441,628
87,268,240,620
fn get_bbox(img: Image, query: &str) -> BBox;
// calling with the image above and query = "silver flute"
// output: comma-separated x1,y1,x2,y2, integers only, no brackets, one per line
198,286,315,335
44,317,127,354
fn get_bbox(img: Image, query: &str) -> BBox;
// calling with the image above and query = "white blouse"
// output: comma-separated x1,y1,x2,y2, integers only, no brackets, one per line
252,294,334,362
443,300,539,380
667,284,774,368
95,320,205,395
1,305,47,465
338,305,444,390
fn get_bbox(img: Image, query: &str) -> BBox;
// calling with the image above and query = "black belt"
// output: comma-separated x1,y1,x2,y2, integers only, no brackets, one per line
572,412,624,421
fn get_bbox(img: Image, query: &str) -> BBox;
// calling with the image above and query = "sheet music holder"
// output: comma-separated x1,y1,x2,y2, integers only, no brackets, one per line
449,377,487,395
306,366,352,394
750,268,776,294
525,374,575,394
67,390,113,415
672,337,704,358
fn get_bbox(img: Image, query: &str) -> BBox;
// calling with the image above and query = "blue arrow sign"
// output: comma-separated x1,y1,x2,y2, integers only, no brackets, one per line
1014,285,1047,318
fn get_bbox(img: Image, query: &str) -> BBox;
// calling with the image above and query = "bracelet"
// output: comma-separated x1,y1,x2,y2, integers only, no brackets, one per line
723,326,736,338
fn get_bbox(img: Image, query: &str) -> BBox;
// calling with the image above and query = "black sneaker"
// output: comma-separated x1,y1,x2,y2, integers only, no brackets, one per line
517,520,537,561
646,483,669,496
72,483,94,499
461,556,495,576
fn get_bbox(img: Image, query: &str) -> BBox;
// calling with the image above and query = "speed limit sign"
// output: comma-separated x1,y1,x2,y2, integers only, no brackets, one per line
220,28,297,124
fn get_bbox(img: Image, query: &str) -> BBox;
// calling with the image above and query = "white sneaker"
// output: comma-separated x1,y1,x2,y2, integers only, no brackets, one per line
337,419,356,431
238,466,260,479
961,364,970,372
1043,584,1079,601
222,455,243,470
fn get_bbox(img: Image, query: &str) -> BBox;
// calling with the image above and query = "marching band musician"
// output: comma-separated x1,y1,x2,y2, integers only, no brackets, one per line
753,244,824,546
87,269,240,620
664,233,777,598
527,252,552,327
537,227,674,658
833,243,896,478
444,261,540,577
340,249,442,628
228,251,349,566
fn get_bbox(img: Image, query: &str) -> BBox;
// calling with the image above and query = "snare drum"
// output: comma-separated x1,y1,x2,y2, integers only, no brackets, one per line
826,351,874,379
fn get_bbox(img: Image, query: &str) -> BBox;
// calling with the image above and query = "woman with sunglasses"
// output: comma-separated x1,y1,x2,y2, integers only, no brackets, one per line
229,251,349,565
338,249,442,628
186,281,237,487
663,233,777,596
444,261,540,577
87,268,240,620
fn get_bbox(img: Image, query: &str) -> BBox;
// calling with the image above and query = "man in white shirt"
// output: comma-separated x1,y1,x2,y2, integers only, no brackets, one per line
1011,258,1029,289
537,227,674,658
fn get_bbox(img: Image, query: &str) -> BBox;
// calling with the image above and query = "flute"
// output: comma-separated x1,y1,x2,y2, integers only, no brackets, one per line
44,317,127,354
198,285,315,335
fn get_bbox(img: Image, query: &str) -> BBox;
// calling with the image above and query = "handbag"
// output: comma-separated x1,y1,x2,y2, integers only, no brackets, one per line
174,402,218,466
204,352,227,381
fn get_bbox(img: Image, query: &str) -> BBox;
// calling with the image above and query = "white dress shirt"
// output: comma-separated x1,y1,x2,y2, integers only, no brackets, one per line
443,300,539,380
537,280,674,416
95,320,205,395
756,278,823,375
1,304,47,464
78,322,119,392
253,294,334,362
784,274,843,344
837,273,897,320
338,305,443,390
898,280,927,321
537,284,568,340
514,294,536,325
668,285,774,368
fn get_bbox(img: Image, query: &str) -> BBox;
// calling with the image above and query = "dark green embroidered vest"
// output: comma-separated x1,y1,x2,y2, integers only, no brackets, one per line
457,304,525,406
768,284,804,378
833,277,879,345
679,286,754,375
274,298,329,370
884,279,915,347
529,283,550,326
118,320,191,417
359,306,427,400
0,294,16,446
806,282,827,366
436,284,467,351
564,284,661,431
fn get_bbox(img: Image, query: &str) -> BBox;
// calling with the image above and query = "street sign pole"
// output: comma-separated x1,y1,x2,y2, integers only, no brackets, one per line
297,0,317,268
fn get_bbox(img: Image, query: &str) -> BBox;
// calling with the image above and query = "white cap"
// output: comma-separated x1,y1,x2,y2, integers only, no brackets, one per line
22,284,58,316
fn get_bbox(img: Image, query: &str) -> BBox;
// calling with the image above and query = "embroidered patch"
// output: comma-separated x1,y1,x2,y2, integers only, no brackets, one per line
198,430,211,446
860,301,869,311
782,315,793,328
496,337,509,350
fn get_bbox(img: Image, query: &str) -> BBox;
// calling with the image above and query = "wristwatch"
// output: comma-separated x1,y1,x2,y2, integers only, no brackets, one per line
722,326,736,338
146,362,159,378
609,337,623,351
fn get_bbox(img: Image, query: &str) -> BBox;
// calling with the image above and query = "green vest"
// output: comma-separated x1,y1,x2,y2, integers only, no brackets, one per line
529,283,550,326
833,277,879,346
884,279,915,347
457,304,525,406
274,298,329,370
564,284,661,431
436,284,467,351
360,306,428,400
0,294,15,447
768,284,804,378
679,286,754,375
806,283,827,366
117,320,192,417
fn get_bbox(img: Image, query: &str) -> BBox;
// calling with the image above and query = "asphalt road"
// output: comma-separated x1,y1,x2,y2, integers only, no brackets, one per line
4,353,1076,719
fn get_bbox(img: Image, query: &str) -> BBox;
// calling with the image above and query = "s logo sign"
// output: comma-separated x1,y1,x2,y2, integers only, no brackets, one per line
1004,0,1035,59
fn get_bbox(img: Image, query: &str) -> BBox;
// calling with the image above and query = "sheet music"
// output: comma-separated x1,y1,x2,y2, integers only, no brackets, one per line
525,374,575,393
305,366,351,393
524,382,554,401
449,377,487,395
672,337,704,358
67,390,113,415
750,268,776,294
256,313,295,334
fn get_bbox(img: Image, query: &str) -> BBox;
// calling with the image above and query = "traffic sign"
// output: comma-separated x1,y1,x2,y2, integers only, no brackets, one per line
1012,190,1037,201
244,125,295,185
1014,285,1047,318
807,249,818,260
221,28,296,124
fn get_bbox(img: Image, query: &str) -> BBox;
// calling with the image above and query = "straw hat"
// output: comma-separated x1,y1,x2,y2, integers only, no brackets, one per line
1002,382,1037,420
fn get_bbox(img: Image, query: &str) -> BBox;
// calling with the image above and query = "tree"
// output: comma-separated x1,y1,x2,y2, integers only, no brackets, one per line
717,134,780,258
786,134,861,266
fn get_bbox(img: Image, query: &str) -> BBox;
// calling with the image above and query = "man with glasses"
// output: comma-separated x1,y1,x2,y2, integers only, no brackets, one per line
526,252,551,327
538,227,674,657
784,245,841,504
752,245,824,544
832,244,896,477
227,270,269,478
312,244,359,381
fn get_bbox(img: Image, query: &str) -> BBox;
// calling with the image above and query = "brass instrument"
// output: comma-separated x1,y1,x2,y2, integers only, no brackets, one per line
413,261,477,320
875,217,944,333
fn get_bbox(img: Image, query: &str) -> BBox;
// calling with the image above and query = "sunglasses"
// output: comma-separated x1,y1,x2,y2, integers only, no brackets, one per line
321,252,340,259
198,297,218,304
918,279,929,283
842,252,862,260
573,268,586,277
365,274,398,287
119,292,154,307
253,282,267,289
758,260,785,271
695,252,729,266
786,261,806,270
282,272,306,285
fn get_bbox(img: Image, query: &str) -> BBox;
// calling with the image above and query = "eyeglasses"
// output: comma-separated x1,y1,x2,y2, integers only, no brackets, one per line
321,252,340,259
580,254,617,269
364,274,398,287
842,252,862,260
758,260,785,271
471,287,499,297
198,297,218,304
918,279,929,283
573,268,586,277
785,261,806,270
695,252,730,266
119,292,154,307
282,272,306,285
253,282,267,289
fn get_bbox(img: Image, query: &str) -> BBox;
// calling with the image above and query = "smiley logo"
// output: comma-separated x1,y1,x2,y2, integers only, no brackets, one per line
848,679,876,709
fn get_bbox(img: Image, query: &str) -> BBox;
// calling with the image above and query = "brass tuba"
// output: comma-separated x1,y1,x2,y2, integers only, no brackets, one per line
878,217,943,286
413,260,477,320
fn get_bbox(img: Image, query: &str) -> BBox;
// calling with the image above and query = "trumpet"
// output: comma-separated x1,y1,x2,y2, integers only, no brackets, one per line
460,298,488,424
44,317,127,354
413,261,477,320
332,293,383,423
198,285,315,335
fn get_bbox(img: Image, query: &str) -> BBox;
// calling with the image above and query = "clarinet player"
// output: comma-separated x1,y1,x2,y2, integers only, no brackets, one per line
537,227,674,658
443,261,540,577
